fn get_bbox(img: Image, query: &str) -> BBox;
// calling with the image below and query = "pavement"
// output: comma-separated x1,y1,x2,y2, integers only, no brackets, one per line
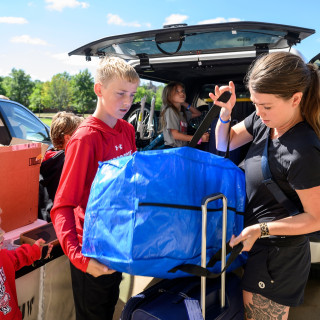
289,264,320,320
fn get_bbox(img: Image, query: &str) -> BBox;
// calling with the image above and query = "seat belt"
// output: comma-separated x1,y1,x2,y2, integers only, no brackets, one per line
189,91,231,148
261,128,300,216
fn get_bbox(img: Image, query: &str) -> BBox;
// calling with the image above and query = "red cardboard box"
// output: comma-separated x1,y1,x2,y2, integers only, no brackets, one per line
0,142,42,232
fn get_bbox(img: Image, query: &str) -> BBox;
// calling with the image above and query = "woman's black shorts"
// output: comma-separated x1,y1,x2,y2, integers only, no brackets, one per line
241,235,310,307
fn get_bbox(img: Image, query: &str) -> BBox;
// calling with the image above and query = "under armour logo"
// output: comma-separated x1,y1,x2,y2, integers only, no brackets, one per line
115,144,123,151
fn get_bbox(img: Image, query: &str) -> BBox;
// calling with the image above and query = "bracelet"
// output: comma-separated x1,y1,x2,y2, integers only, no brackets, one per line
259,222,270,238
186,104,191,111
219,115,231,124
197,138,202,145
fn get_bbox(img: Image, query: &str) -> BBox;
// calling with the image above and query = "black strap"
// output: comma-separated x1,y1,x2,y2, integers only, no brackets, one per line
224,120,232,159
139,202,239,214
168,242,243,278
156,40,183,55
261,129,300,216
189,91,231,148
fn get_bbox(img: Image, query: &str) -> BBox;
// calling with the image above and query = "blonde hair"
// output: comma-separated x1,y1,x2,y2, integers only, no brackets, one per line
95,56,140,86
50,111,83,150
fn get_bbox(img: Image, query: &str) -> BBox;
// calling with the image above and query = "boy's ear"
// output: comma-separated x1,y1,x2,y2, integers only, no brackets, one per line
94,83,103,97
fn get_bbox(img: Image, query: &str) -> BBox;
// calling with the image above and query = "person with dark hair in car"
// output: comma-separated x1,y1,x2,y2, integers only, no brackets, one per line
212,51,320,320
160,81,209,148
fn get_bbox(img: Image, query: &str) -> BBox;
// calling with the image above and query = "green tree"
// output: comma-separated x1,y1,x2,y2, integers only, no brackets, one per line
2,69,34,105
49,72,72,110
70,69,96,114
40,81,55,111
155,85,164,110
0,76,6,96
29,81,44,114
133,84,163,111
133,85,155,105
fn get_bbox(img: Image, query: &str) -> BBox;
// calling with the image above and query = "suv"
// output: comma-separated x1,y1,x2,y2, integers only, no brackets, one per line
69,21,319,155
0,98,51,146
69,21,320,265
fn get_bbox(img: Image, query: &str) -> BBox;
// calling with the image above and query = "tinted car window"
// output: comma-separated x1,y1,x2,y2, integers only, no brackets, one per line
97,29,288,58
0,101,50,143
0,117,11,145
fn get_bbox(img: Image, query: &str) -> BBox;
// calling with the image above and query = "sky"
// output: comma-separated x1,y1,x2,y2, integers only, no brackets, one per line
1,0,319,82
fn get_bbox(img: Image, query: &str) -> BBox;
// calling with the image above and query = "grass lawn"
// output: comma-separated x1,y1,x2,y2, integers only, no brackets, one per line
40,118,52,126
39,113,91,127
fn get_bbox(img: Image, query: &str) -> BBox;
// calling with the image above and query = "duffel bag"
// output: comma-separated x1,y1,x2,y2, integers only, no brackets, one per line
82,147,246,278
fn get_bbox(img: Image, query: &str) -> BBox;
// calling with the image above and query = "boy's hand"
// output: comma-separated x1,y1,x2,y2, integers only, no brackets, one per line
34,238,53,259
86,258,116,277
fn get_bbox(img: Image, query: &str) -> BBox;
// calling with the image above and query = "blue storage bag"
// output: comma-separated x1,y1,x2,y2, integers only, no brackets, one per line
82,147,246,278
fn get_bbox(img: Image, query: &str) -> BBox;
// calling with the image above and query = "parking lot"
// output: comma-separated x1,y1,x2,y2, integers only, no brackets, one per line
289,265,320,320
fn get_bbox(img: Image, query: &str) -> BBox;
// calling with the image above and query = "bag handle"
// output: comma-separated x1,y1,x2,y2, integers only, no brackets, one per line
168,241,243,278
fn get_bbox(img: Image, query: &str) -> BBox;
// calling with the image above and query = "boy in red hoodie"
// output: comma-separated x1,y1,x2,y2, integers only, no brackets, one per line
0,210,52,319
50,56,139,320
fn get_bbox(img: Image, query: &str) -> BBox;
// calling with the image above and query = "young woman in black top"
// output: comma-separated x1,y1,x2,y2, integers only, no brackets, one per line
212,52,320,319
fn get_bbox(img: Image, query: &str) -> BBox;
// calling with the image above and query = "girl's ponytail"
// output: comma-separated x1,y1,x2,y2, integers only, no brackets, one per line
301,64,320,138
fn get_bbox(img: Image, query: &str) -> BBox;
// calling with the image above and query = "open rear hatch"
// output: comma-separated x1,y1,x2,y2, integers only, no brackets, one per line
69,21,315,84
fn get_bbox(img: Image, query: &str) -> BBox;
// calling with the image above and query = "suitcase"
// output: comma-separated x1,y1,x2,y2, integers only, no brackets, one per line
120,193,244,320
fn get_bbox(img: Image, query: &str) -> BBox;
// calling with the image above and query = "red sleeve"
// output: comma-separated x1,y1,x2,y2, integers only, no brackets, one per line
131,125,137,152
7,244,41,271
51,138,93,272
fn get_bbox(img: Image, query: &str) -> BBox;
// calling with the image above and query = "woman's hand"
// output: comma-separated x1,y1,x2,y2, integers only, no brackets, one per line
229,224,261,252
209,81,236,119
34,238,53,259
86,258,117,277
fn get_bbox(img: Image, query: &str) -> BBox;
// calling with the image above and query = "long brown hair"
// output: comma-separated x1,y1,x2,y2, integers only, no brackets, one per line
245,52,320,137
160,81,187,131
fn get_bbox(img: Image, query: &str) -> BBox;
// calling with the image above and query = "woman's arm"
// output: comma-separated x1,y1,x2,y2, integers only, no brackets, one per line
210,81,252,151
269,186,320,236
230,185,320,252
